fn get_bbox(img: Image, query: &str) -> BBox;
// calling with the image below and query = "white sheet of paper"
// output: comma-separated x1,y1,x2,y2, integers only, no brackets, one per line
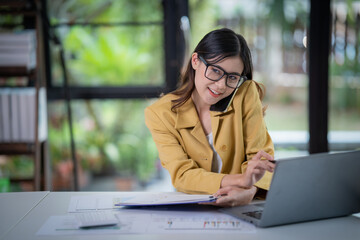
68,195,126,212
36,215,135,236
116,208,256,233
37,209,255,236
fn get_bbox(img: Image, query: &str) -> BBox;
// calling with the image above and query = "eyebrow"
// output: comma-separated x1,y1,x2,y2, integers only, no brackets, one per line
212,64,242,76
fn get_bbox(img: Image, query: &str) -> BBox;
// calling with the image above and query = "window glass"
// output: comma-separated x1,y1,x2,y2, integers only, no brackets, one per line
329,0,360,151
48,0,163,23
47,0,164,87
46,0,165,191
48,99,159,190
190,0,310,158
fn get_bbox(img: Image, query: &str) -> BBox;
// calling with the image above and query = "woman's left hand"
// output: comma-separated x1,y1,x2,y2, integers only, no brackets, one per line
207,186,257,207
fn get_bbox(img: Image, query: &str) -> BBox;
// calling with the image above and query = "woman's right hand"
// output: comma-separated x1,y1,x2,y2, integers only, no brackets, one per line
240,150,275,188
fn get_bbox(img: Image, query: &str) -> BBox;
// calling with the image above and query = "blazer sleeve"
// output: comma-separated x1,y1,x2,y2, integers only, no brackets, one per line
144,106,226,194
240,81,275,190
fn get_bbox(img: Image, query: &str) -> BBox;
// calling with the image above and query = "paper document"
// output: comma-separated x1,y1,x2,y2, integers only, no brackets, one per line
37,215,131,236
115,208,256,233
68,195,125,212
114,192,216,206
38,193,255,236
37,209,255,236
68,192,215,212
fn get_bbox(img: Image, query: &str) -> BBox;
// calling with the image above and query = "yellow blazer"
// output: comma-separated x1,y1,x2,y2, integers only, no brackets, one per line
145,80,274,194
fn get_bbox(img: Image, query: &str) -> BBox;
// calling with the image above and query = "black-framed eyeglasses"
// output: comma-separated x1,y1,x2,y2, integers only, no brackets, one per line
198,55,247,89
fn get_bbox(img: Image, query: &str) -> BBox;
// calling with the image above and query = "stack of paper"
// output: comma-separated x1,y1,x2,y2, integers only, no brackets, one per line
115,192,216,206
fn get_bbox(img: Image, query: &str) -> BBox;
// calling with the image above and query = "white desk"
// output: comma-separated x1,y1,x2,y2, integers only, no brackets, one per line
2,191,360,240
0,191,49,239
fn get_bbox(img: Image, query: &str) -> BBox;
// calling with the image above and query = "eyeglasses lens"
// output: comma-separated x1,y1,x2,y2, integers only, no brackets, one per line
205,66,240,88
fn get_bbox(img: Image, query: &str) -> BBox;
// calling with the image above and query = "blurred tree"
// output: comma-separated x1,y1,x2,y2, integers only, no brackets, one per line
47,0,163,189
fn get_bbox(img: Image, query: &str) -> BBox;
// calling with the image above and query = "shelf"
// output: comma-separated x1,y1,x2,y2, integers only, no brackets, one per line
0,0,49,191
0,142,36,155
9,177,34,183
0,9,36,16
0,1,29,8
0,66,35,77
0,1,36,16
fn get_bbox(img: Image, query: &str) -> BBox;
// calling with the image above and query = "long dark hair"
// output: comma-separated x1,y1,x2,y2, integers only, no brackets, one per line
170,28,265,112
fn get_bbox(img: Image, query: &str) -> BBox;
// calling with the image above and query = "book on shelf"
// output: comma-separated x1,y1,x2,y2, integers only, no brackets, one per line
38,88,47,142
0,30,36,44
0,30,37,70
10,90,20,142
0,96,2,141
0,89,11,142
0,87,47,143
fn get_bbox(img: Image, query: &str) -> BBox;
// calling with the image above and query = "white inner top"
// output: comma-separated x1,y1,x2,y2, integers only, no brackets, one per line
206,132,223,173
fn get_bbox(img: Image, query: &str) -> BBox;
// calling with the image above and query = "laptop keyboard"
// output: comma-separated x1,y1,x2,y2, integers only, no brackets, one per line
243,210,263,220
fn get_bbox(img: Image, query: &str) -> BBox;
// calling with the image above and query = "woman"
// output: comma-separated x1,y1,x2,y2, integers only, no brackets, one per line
145,28,275,207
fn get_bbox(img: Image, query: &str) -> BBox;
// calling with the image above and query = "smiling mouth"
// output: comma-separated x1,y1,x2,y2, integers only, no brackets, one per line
208,88,222,98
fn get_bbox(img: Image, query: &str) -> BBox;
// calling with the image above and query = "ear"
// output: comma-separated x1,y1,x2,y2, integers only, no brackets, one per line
191,52,200,70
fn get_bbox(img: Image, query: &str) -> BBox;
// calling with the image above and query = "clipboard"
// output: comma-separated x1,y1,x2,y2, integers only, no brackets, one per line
114,192,217,207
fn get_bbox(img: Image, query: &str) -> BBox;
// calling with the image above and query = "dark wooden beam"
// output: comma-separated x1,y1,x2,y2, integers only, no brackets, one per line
308,0,331,153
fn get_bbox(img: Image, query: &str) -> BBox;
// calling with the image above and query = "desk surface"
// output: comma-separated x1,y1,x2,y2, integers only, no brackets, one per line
0,191,49,239
2,191,360,240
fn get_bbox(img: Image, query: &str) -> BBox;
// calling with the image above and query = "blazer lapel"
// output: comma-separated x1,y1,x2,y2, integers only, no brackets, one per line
210,104,234,143
174,97,235,145
175,98,208,144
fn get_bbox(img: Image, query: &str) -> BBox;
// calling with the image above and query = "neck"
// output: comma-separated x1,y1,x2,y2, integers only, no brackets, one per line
191,91,210,115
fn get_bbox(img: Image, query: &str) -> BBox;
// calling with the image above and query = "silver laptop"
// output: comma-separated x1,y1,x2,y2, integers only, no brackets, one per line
220,150,360,227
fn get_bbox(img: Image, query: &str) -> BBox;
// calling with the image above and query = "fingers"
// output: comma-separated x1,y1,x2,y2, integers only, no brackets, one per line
215,189,239,206
213,186,256,207
239,151,275,188
267,160,276,172
214,186,232,197
262,161,275,172
247,159,274,173
253,150,274,161
215,195,234,206
249,150,275,172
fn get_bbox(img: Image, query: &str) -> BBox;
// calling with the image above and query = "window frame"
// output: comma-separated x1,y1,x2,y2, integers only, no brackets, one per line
42,0,188,100
41,0,334,154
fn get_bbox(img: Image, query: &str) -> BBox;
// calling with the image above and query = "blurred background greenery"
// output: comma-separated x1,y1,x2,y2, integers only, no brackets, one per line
1,0,359,191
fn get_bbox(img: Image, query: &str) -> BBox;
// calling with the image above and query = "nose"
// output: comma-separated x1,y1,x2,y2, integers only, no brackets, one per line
215,75,227,90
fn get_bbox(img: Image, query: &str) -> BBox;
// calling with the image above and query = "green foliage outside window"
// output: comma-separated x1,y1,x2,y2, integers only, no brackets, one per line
48,0,164,190
49,100,159,188
49,0,164,86
56,26,163,86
